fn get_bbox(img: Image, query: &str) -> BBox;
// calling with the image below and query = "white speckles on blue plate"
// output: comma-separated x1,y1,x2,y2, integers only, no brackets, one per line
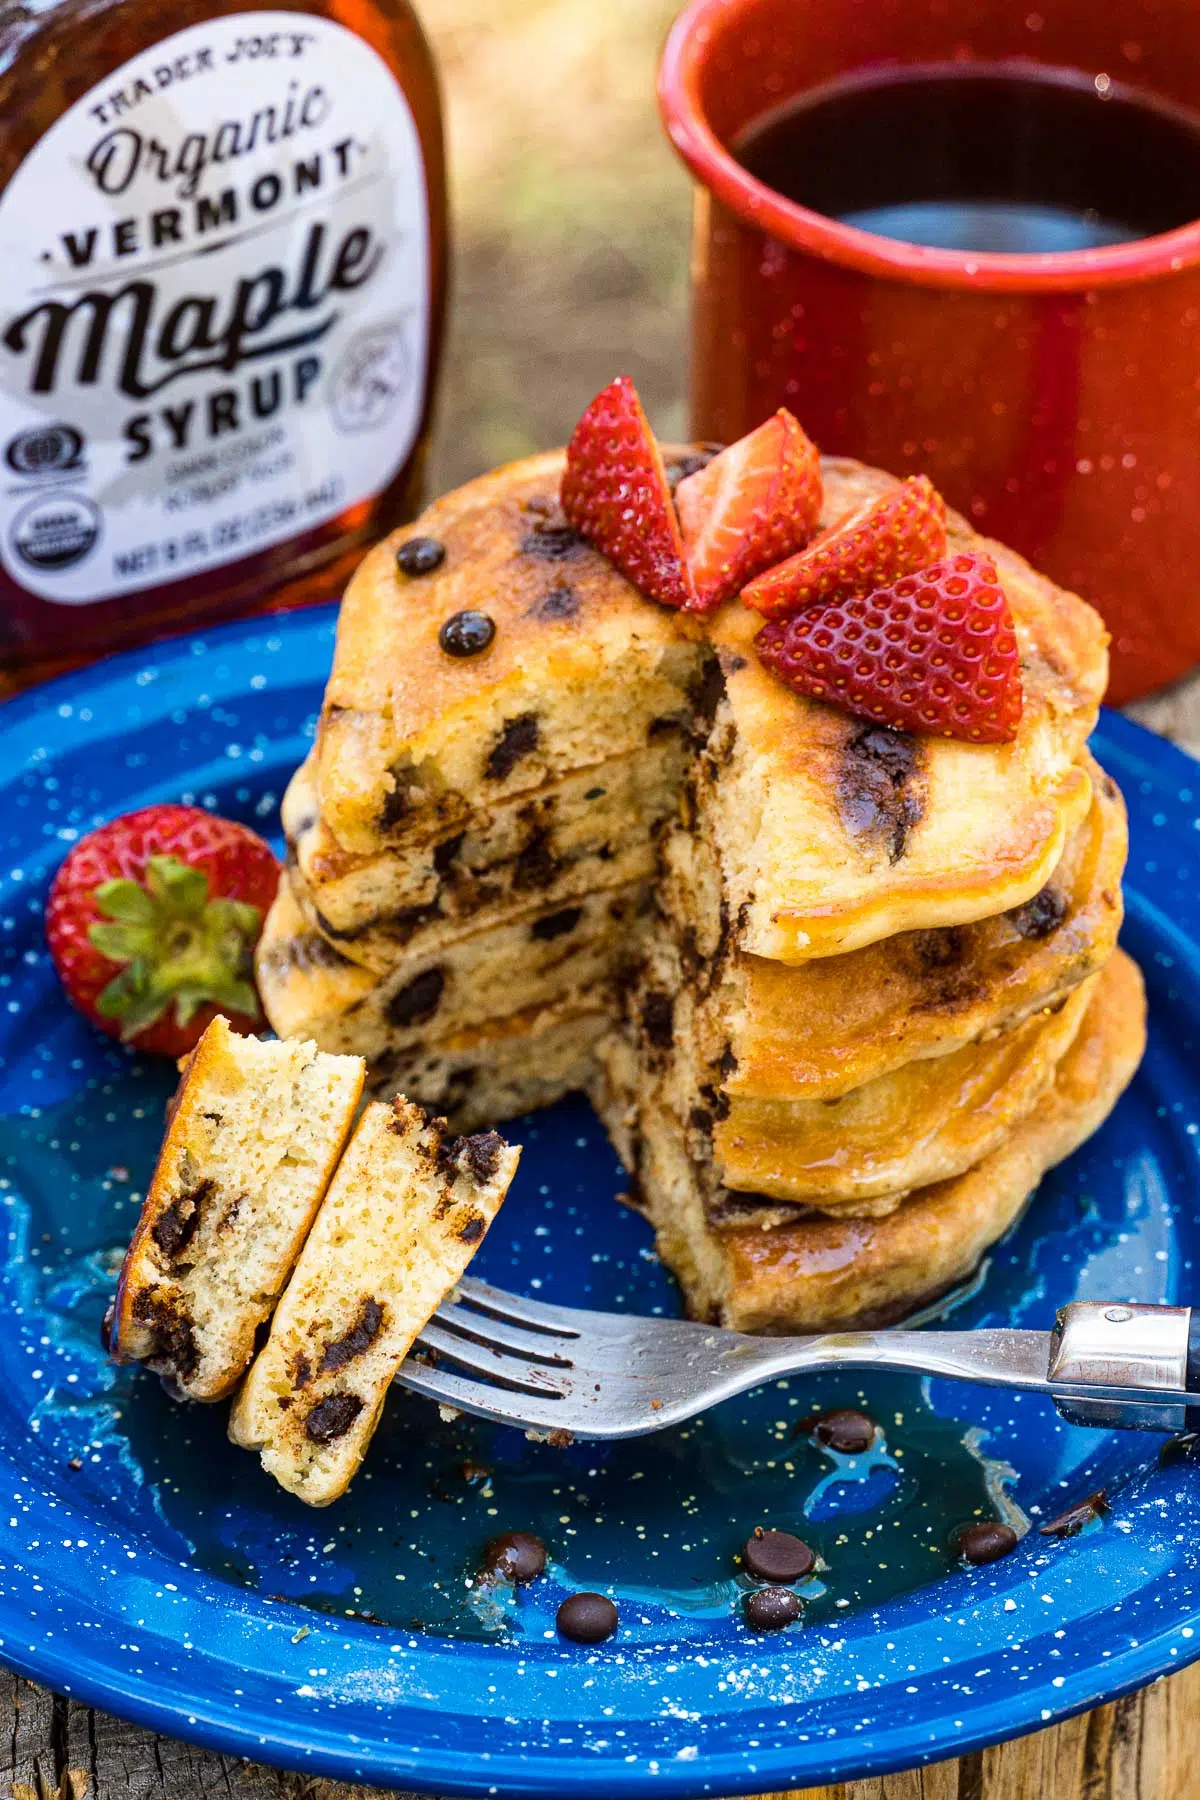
0,606,1197,1798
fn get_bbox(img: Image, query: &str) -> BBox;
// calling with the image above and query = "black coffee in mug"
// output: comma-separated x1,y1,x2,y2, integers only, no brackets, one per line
734,63,1200,254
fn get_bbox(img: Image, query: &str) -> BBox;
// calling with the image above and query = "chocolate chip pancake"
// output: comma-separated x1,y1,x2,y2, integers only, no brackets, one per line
258,440,1140,1332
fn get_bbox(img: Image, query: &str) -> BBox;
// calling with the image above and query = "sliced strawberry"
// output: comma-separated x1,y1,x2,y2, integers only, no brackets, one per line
674,409,822,613
560,376,694,608
742,474,948,620
754,551,1024,743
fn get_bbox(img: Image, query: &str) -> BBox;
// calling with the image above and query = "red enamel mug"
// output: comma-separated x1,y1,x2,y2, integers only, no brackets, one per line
658,0,1200,703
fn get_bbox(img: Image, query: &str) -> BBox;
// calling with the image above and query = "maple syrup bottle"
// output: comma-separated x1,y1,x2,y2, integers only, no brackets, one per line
0,0,446,675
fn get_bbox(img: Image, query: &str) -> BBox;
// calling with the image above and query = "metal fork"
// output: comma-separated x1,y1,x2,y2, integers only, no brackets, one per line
398,1281,1200,1437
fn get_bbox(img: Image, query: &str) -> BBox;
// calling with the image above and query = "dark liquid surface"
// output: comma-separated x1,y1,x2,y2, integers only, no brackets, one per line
735,64,1200,254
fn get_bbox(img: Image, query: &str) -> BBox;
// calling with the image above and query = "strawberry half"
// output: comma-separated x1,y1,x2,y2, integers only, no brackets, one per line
754,551,1024,743
560,376,694,608
674,409,822,613
46,804,280,1058
742,474,948,620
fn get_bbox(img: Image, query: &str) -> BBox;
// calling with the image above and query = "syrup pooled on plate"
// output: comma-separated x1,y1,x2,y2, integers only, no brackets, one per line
734,63,1200,254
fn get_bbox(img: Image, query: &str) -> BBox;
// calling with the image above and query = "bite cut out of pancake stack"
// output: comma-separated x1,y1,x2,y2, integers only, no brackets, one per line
257,446,1145,1333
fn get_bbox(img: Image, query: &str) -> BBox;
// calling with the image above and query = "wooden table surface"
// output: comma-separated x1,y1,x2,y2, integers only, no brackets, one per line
0,674,1194,1800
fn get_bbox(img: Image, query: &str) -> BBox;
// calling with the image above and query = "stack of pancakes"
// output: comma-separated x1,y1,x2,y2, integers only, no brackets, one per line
258,449,1145,1332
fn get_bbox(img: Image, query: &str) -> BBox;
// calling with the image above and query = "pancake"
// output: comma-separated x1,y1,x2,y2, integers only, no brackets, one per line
647,948,1145,1332
705,459,1106,963
712,971,1094,1211
285,736,686,971
258,870,642,1059
308,451,1106,961
720,760,1125,1103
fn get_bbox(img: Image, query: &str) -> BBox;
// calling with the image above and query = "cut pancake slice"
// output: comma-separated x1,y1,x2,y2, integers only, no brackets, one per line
723,759,1126,1102
714,970,1095,1212
230,1099,518,1505
258,871,642,1059
654,949,1145,1333
285,735,687,969
111,1019,364,1401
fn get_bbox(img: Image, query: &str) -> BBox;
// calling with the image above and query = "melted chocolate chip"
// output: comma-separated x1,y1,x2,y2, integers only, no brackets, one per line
1038,1490,1108,1539
742,1528,815,1583
378,783,409,830
1009,885,1068,940
811,1409,876,1454
432,832,465,877
837,725,925,864
531,906,582,942
320,1298,385,1374
556,1591,618,1643
487,713,540,780
151,1179,212,1262
396,535,445,576
439,610,495,657
480,1530,546,1585
131,1289,199,1382
305,1392,364,1444
458,1215,485,1244
718,1044,738,1079
743,1586,801,1631
530,584,580,620
513,829,558,890
688,656,726,735
955,1521,1019,1565
521,521,584,560
461,1129,505,1183
385,967,445,1028
641,990,674,1050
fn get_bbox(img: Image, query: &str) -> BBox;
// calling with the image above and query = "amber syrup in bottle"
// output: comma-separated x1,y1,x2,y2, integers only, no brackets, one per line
0,0,447,677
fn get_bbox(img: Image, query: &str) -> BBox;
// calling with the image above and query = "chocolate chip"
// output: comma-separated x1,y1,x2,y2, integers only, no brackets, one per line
458,1215,485,1244
1038,1490,1108,1539
531,906,582,942
396,535,445,576
479,1530,546,1585
439,610,495,657
432,833,464,877
743,1586,801,1631
151,1181,211,1261
453,1129,505,1184
385,967,445,1028
837,725,925,864
641,991,674,1050
811,1409,876,1454
1008,886,1068,940
487,713,540,780
530,584,579,620
319,1298,385,1374
305,1392,364,1444
556,1592,618,1643
521,522,584,560
955,1521,1019,1565
513,829,558,889
742,1529,815,1583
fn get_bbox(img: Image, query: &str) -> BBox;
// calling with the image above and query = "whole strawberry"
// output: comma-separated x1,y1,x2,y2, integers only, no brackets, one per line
46,805,280,1058
754,552,1024,743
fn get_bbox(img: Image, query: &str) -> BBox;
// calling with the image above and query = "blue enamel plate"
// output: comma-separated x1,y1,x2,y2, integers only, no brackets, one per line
0,607,1198,1798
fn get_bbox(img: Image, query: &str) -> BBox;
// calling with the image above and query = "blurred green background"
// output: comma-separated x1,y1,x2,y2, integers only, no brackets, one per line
422,0,692,494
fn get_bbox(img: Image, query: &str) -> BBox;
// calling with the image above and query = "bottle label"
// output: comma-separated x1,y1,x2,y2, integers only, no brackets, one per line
0,11,430,604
